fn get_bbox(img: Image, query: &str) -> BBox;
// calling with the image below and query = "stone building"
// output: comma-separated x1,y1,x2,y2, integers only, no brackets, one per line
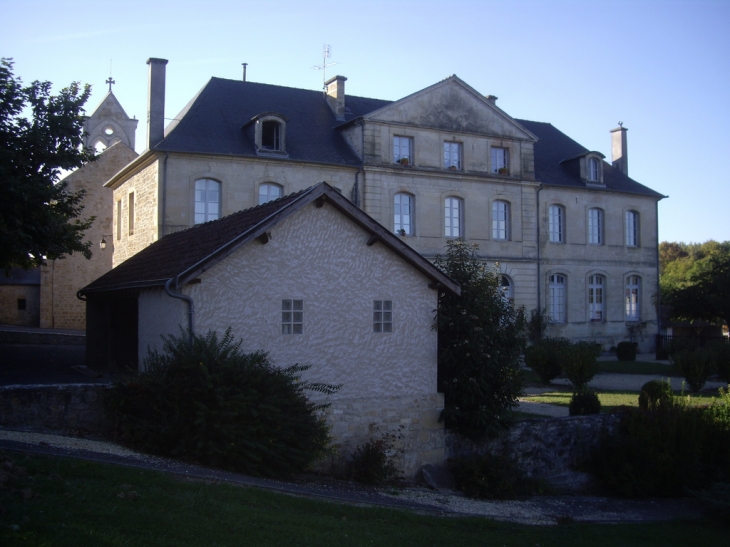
37,90,138,329
104,58,664,351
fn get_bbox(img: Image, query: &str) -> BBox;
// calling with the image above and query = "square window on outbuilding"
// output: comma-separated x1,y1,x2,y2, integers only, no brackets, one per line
17,298,26,311
373,300,392,332
282,299,303,334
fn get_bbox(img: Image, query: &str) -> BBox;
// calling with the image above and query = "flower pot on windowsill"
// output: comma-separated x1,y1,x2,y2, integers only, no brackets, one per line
498,167,509,175
397,229,407,237
398,158,410,166
449,165,458,170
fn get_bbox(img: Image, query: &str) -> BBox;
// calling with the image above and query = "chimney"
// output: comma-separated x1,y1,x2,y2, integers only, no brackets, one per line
146,58,168,149
325,75,347,120
486,95,498,104
610,123,628,176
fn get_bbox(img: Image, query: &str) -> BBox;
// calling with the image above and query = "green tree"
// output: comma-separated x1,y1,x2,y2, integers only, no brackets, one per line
0,58,95,271
660,240,730,327
434,240,527,439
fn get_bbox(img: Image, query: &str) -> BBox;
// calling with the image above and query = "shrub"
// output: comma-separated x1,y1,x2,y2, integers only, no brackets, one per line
523,337,571,384
562,341,602,390
708,342,730,383
569,389,601,416
672,347,716,392
638,379,673,411
616,341,637,362
106,328,338,477
448,452,538,499
349,427,403,485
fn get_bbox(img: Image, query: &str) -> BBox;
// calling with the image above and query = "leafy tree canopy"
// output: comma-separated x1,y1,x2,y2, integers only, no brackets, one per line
660,240,730,326
434,240,527,439
0,58,95,271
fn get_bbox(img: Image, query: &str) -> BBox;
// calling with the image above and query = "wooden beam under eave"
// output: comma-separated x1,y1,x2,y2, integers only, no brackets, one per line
257,232,270,244
366,235,379,246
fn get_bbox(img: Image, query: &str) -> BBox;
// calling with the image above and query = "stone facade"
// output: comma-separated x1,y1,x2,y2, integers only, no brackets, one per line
0,280,40,327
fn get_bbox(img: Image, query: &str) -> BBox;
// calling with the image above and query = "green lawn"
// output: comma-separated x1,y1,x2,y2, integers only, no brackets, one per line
524,390,720,412
0,450,725,546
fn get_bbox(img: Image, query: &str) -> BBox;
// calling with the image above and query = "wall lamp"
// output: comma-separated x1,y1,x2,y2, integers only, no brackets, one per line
99,235,113,250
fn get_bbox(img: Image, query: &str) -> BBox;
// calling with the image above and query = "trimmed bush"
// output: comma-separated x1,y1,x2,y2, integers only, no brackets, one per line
672,347,716,392
616,341,637,362
106,328,338,477
708,342,730,383
349,427,403,485
638,379,673,411
562,341,602,390
523,337,571,384
569,389,601,416
448,452,540,499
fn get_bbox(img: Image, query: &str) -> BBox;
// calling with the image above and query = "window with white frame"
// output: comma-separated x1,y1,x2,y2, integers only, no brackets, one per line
394,193,413,235
491,147,509,174
588,275,604,321
500,275,513,301
444,197,463,238
195,178,221,224
393,136,412,165
549,205,564,243
261,120,281,151
373,300,393,333
588,157,600,182
588,208,603,244
443,142,462,170
492,200,510,240
549,274,566,322
259,183,282,205
625,210,639,247
625,276,640,321
281,299,303,334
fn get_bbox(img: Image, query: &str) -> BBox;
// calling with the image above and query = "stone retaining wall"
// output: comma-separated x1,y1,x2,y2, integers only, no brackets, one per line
446,414,622,492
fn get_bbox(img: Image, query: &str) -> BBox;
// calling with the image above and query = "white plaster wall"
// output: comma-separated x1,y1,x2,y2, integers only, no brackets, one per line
137,288,187,368
183,201,439,401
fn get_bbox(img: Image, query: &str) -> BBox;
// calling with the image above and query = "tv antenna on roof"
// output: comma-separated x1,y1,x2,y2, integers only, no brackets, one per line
312,44,338,89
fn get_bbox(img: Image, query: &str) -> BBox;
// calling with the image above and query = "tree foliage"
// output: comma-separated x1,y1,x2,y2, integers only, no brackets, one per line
660,240,730,326
434,240,527,439
0,58,95,271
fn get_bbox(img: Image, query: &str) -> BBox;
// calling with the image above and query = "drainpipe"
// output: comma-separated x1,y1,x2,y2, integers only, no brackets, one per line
655,199,662,351
162,151,169,237
351,167,362,207
165,277,195,346
535,184,544,311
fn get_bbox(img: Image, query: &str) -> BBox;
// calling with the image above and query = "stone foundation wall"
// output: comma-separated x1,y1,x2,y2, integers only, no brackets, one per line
446,414,621,492
320,393,446,479
0,384,109,435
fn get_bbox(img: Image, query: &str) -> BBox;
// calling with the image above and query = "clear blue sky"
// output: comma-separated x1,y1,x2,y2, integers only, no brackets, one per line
3,0,728,244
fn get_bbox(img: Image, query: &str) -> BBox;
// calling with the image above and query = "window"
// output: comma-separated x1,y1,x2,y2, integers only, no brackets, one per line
393,136,412,165
500,275,513,301
444,197,463,238
259,183,282,205
549,205,564,243
625,210,639,247
588,275,604,321
195,179,221,224
588,208,603,244
549,274,566,322
625,276,640,321
443,142,462,170
128,192,135,236
116,200,121,240
17,298,26,311
373,301,393,333
491,147,509,174
281,299,303,334
394,193,413,235
492,200,509,240
261,120,281,151
588,158,600,182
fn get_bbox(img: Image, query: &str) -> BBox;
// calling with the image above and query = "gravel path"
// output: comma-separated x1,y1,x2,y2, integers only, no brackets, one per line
0,428,706,525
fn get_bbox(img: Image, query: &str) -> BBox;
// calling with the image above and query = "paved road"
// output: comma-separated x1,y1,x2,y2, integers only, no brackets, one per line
0,343,94,386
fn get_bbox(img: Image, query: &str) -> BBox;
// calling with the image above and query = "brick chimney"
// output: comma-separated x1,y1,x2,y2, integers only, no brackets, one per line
146,58,168,149
610,124,628,176
325,75,347,120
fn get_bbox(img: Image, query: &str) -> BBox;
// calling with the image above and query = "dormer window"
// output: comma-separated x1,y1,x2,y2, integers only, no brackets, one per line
249,112,288,156
582,152,604,184
588,158,599,182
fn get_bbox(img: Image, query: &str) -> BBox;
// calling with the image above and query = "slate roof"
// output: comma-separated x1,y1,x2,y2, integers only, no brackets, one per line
156,78,390,165
80,183,460,296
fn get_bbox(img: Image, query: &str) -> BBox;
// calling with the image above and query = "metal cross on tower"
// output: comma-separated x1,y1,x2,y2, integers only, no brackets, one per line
106,76,115,92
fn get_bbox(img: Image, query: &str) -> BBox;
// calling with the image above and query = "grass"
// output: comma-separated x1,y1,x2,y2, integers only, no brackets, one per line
524,390,721,412
0,450,726,546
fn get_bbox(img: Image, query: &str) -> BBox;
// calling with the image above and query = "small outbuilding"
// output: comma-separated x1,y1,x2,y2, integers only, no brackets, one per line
79,182,459,476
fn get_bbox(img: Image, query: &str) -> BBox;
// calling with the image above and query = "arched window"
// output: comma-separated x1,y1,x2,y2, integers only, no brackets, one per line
588,208,603,245
444,197,463,238
549,205,564,243
394,193,413,235
492,200,510,240
195,178,221,224
625,276,641,320
625,210,639,247
549,274,566,322
259,183,283,205
261,120,281,151
588,275,604,321
500,275,513,301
